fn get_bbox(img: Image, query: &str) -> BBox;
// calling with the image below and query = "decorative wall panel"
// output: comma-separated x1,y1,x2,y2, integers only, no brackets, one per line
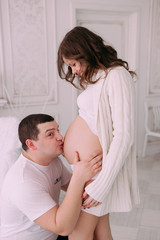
0,13,7,107
0,15,4,100
1,0,57,106
148,0,160,96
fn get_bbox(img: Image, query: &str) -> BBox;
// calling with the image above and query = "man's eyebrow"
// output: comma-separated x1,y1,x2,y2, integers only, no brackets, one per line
45,126,59,133
45,128,55,133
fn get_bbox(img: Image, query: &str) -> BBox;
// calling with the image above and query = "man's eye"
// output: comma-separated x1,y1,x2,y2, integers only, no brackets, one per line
48,133,53,136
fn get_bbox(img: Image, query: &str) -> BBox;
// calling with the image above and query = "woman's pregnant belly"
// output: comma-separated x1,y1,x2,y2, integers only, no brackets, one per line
63,116,102,164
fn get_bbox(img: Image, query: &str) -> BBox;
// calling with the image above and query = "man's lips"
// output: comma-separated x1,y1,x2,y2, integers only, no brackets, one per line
59,143,63,149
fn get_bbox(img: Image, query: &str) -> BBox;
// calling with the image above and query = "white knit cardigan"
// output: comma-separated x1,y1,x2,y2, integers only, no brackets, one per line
85,67,140,212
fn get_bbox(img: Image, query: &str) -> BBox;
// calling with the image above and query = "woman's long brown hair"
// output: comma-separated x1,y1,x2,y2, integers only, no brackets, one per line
57,26,136,89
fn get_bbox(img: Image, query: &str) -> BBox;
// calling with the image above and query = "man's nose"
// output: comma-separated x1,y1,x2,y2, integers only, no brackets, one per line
56,132,63,141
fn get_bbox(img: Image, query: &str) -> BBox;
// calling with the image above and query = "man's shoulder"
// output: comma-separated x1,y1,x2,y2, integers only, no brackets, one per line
1,155,24,198
51,157,64,170
51,157,71,175
3,154,23,178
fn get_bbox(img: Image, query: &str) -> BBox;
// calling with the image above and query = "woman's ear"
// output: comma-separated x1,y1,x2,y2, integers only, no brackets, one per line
25,139,37,150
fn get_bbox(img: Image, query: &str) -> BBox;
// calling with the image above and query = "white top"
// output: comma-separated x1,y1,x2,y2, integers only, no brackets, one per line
0,154,71,240
79,67,140,216
77,77,98,135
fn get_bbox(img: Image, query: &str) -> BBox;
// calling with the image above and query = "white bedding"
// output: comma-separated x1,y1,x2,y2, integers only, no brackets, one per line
0,117,22,223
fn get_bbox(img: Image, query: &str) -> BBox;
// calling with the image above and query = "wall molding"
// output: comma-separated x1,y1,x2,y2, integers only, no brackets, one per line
0,2,5,103
0,99,7,107
0,0,57,107
147,0,160,96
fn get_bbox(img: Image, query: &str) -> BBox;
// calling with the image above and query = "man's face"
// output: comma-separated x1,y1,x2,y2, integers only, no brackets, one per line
33,120,63,162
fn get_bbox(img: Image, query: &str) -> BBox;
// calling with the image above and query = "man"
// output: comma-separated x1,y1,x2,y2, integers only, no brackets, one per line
0,114,102,240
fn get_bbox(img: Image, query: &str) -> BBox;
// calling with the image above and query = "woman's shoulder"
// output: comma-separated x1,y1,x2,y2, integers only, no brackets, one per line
100,66,133,93
107,66,132,82
97,66,129,78
96,67,132,91
108,66,129,75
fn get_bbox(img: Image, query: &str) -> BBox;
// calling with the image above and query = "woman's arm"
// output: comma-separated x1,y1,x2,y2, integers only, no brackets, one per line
61,182,70,192
85,67,135,203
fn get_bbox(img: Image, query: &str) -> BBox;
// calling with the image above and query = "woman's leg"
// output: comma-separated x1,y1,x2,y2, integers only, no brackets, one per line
69,211,98,240
94,214,113,240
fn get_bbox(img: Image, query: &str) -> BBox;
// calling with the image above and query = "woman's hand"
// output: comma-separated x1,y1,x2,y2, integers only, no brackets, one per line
82,191,101,209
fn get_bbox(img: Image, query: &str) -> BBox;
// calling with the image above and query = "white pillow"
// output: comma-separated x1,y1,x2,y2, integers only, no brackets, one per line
0,117,22,224
0,117,22,193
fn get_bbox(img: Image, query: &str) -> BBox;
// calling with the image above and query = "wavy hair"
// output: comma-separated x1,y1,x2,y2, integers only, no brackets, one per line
57,26,136,89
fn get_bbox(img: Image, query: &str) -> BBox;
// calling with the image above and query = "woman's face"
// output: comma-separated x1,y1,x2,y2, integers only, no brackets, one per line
63,57,87,76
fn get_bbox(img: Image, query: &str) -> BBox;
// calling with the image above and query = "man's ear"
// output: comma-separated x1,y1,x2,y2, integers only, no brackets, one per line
25,139,37,150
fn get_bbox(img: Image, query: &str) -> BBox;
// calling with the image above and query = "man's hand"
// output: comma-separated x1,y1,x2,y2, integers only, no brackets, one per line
72,152,102,184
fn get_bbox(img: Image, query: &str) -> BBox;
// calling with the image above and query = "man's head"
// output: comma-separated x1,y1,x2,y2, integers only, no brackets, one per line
18,114,63,162
19,114,54,151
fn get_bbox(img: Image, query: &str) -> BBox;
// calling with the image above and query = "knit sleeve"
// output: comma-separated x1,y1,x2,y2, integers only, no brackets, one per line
85,67,135,202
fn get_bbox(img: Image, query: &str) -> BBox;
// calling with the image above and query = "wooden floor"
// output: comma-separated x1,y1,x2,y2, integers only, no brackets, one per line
110,153,160,240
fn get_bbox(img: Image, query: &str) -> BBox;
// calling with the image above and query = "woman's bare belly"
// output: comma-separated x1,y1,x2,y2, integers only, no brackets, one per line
63,116,102,164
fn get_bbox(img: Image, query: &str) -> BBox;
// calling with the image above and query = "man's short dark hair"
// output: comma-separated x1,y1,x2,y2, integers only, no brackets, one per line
18,114,54,151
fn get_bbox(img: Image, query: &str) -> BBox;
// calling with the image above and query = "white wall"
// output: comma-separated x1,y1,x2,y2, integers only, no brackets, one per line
0,0,160,157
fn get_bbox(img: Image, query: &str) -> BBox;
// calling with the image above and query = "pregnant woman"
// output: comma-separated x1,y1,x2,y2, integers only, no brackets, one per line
57,26,140,240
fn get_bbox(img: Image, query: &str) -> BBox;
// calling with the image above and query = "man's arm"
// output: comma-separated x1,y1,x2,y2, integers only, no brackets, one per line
34,152,102,235
61,182,69,192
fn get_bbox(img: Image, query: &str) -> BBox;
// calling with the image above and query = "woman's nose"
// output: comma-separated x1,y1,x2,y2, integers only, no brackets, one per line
72,67,77,74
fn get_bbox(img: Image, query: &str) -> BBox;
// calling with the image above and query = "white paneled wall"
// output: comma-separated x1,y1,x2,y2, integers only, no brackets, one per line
0,0,160,157
147,0,160,96
0,1,57,106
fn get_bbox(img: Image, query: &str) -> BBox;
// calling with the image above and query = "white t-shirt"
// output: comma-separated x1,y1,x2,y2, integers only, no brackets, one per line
0,154,71,240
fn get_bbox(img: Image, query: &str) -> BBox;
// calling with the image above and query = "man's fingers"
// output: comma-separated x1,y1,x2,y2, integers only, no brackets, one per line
88,152,103,161
90,154,103,167
93,160,102,171
73,151,79,164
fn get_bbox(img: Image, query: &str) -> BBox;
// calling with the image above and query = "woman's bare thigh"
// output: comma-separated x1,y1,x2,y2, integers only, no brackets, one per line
69,211,98,240
94,214,113,240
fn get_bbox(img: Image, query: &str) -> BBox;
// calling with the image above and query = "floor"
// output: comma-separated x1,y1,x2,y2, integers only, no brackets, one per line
110,153,160,240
